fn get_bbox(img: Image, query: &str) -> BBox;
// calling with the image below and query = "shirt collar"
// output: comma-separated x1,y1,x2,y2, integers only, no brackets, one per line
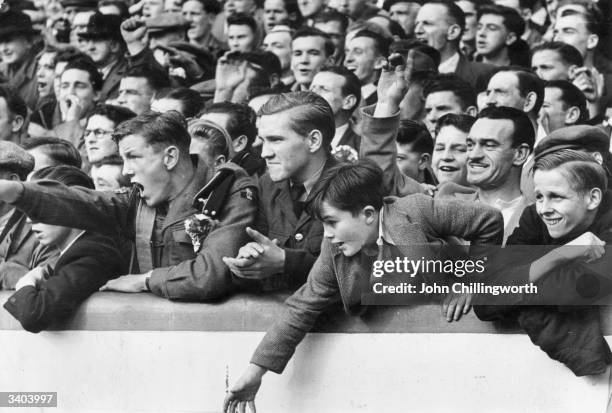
60,230,86,256
438,52,460,74
376,207,395,246
331,123,350,148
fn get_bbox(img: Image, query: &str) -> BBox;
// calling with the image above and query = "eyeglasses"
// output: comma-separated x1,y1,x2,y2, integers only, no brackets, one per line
85,129,114,138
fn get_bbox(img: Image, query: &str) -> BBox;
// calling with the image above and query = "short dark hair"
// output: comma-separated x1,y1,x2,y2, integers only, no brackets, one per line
352,29,391,57
478,106,535,151
22,137,82,169
533,149,607,194
423,74,476,110
63,57,103,91
559,7,603,36
531,42,583,67
397,120,433,155
292,27,335,57
205,102,257,146
477,4,525,37
227,12,258,34
189,0,222,14
312,159,385,219
435,113,477,137
112,111,191,154
427,0,465,39
91,154,131,187
124,65,172,93
0,85,27,119
188,119,232,159
259,91,335,152
545,80,589,124
318,65,362,113
156,88,205,118
494,67,544,114
31,165,94,189
55,48,89,66
91,104,136,126
313,9,349,32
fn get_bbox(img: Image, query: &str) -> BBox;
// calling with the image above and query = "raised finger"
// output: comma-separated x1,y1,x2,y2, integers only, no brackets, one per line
248,400,256,413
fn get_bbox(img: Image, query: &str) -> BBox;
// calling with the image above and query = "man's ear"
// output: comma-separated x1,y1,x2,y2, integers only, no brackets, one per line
418,152,431,170
341,94,358,111
163,145,181,171
505,31,518,46
512,143,531,166
214,154,227,167
447,23,462,42
110,39,122,55
568,64,579,80
565,105,580,124
373,55,386,70
465,105,478,117
363,205,377,224
232,135,248,153
591,151,604,165
523,90,537,113
587,187,603,210
586,33,599,51
11,115,24,133
307,129,324,152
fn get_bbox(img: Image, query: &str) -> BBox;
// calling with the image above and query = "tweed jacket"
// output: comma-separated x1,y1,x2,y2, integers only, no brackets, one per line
4,231,124,333
12,159,257,301
251,193,504,373
0,41,43,110
336,123,361,153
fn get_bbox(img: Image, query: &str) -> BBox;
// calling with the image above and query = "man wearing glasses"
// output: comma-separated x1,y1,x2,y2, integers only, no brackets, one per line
84,104,136,165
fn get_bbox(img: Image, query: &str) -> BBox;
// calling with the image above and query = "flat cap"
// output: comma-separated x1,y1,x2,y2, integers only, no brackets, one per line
534,125,611,160
146,13,190,33
0,141,34,174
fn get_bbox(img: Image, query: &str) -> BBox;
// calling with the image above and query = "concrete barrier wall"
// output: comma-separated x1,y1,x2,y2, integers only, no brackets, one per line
1,292,610,413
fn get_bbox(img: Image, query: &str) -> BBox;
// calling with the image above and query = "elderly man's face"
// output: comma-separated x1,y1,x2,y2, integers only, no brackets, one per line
117,77,154,115
0,34,31,66
485,71,525,110
414,4,453,51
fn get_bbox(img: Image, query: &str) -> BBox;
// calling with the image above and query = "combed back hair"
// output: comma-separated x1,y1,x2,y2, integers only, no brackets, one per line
312,159,385,219
258,91,335,151
531,42,583,67
435,113,477,136
559,7,603,36
478,106,535,150
31,165,95,189
427,0,465,37
124,65,172,92
91,104,136,125
227,13,258,34
397,120,433,155
318,65,362,113
423,74,476,109
477,5,525,37
91,154,131,188
292,27,335,57
204,102,257,146
533,149,607,194
188,119,232,159
112,111,191,154
0,85,27,119
493,67,544,114
63,57,103,91
352,29,391,57
22,137,82,169
545,80,589,124
313,9,349,32
156,88,205,118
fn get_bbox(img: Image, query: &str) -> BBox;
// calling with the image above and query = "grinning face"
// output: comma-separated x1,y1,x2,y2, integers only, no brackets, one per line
432,124,469,185
534,168,599,239
466,117,518,189
258,109,316,182
0,34,31,66
118,134,173,207
320,201,378,257
291,35,329,88
344,36,382,85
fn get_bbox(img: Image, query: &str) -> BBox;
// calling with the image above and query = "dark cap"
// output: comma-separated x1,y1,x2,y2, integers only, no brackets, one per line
534,125,611,160
146,13,190,34
0,141,35,175
241,50,282,76
60,0,97,9
0,11,39,41
78,12,123,42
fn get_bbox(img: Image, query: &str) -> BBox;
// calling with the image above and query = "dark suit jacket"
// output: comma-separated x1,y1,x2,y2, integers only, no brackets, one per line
336,123,361,152
3,232,124,333
454,54,496,91
251,194,504,373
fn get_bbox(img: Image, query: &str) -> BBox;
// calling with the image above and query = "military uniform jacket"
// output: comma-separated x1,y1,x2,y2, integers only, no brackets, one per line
12,158,257,301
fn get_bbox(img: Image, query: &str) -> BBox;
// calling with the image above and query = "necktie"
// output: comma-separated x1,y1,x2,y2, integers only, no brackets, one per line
290,184,306,217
